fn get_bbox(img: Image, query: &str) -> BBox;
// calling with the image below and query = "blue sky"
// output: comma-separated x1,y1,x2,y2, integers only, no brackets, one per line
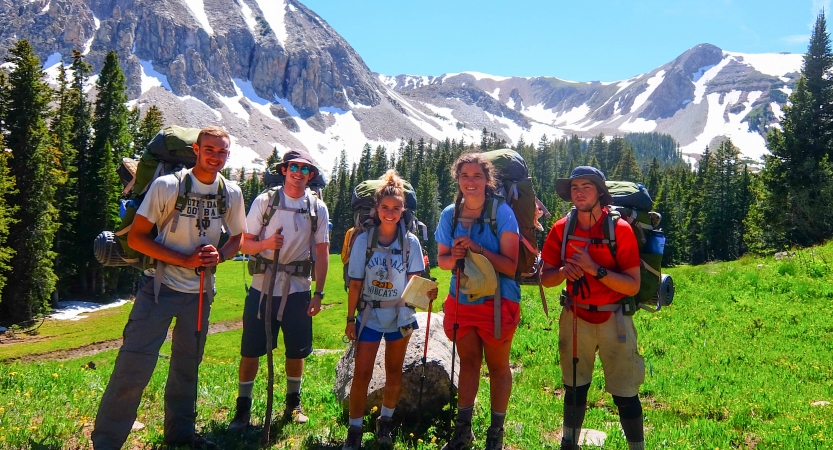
302,0,827,82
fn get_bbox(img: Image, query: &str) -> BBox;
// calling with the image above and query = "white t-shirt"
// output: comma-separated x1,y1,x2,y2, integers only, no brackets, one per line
138,171,247,293
347,230,425,333
247,187,330,295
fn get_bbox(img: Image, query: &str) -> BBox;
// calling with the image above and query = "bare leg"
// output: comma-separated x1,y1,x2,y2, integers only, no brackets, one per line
381,334,412,409
483,337,513,413
349,340,382,419
455,330,484,408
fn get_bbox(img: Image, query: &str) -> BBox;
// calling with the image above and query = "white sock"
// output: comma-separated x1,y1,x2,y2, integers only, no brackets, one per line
380,406,395,418
287,376,302,395
238,381,254,399
349,417,363,428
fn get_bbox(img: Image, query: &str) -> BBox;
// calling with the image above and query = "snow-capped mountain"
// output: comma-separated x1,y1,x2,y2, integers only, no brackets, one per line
0,0,804,174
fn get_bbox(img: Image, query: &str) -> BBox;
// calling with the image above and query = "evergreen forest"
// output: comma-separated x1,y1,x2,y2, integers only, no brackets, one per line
1,12,832,325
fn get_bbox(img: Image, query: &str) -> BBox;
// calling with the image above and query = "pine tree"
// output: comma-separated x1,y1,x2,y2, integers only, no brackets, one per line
52,64,79,299
266,147,281,167
803,10,833,160
416,166,441,263
0,133,18,298
134,105,164,154
357,143,372,183
371,145,388,178
0,40,63,322
613,145,642,182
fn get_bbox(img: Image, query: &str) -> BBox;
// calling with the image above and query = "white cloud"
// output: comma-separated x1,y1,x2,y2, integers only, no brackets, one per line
782,34,810,45
813,0,831,17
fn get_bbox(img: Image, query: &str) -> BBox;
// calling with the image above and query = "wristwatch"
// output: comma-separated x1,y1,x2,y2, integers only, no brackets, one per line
346,316,356,323
594,267,608,280
314,291,325,299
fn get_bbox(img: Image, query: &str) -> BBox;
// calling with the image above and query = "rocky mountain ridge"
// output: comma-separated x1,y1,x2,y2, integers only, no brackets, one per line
1,0,803,172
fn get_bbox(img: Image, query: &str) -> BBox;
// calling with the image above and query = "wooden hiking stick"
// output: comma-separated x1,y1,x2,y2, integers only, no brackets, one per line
261,242,281,446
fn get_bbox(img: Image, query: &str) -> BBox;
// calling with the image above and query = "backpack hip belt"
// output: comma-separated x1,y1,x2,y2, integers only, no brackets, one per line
355,297,412,340
259,260,313,322
249,256,312,278
560,289,628,343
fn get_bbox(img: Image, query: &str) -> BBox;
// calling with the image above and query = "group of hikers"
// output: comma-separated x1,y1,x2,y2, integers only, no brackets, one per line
90,126,648,450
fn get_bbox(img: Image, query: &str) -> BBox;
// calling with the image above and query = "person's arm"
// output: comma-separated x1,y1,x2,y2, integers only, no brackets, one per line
567,243,640,296
218,233,244,263
540,260,584,287
344,279,363,341
308,241,329,316
128,214,207,268
437,243,458,270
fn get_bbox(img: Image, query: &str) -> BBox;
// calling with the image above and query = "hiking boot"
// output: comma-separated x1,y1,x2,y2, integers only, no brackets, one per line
441,422,474,450
376,416,394,447
484,426,504,450
283,392,309,424
163,433,218,449
227,397,252,433
342,425,363,450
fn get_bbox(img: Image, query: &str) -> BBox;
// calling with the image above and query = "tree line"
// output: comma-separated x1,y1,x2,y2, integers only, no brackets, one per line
2,11,831,324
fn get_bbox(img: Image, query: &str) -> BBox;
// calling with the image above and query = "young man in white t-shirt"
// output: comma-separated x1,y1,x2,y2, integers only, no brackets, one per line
92,127,248,450
228,149,330,432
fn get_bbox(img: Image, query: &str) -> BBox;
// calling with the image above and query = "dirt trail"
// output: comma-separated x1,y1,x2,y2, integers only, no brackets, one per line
10,319,243,364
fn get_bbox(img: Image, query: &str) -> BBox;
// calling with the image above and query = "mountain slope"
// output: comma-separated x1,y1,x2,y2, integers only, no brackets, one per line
0,0,803,173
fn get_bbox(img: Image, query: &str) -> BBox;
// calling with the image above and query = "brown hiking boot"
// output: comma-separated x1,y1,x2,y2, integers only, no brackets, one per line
342,425,363,450
441,422,474,450
376,416,394,447
227,397,251,433
284,392,309,424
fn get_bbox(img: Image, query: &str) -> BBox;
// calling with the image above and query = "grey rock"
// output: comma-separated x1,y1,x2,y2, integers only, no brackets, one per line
333,312,459,419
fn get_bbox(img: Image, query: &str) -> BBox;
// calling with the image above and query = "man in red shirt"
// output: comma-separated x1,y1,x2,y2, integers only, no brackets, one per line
540,166,645,450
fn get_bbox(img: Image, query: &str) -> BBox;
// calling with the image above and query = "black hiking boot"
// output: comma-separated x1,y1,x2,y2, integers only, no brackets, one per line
227,397,252,433
441,421,474,450
342,425,363,450
484,426,504,450
376,416,394,447
283,392,309,424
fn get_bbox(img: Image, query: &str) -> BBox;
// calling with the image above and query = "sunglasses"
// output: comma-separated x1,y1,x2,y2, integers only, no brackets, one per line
289,163,311,175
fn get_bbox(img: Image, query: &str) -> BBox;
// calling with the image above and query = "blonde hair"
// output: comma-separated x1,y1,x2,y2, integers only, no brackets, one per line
196,126,230,146
375,169,406,206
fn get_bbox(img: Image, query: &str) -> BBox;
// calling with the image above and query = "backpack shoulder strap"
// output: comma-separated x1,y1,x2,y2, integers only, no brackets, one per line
164,168,191,234
366,226,378,263
484,196,501,237
400,220,410,270
603,209,619,260
561,207,578,264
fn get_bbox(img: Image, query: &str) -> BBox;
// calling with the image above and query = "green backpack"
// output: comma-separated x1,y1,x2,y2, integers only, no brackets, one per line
560,181,674,315
94,126,230,270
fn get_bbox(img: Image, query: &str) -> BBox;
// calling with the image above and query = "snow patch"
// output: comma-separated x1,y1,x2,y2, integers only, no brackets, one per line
682,90,769,161
238,0,258,33
225,135,267,173
41,0,50,12
139,60,173,93
726,51,804,77
183,0,214,34
692,64,716,82
615,78,637,94
253,0,288,45
694,57,733,104
488,88,500,100
464,71,510,81
618,117,658,133
770,102,784,120
630,70,665,112
51,300,130,321
506,97,515,109
523,103,564,125
42,52,63,79
555,104,591,126
779,86,793,96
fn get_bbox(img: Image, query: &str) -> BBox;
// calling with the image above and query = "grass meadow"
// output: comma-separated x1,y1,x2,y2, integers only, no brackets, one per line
1,247,833,449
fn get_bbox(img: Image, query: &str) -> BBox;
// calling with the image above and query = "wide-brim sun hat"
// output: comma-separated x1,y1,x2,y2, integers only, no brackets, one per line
460,249,498,302
280,149,321,177
555,166,613,206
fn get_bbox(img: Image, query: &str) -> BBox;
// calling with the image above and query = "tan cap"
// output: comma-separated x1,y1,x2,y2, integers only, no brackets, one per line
460,249,498,302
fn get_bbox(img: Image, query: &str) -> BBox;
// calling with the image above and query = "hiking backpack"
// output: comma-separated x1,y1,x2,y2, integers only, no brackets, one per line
339,179,428,291
453,149,543,281
93,126,230,270
560,181,675,314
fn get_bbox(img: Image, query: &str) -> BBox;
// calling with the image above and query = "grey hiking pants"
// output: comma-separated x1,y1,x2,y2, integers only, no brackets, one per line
91,275,212,449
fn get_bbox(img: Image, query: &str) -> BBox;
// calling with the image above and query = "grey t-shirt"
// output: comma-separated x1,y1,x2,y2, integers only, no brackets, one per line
348,230,425,333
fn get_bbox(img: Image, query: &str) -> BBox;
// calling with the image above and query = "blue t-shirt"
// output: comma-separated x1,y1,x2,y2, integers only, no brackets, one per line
348,230,425,333
434,201,521,304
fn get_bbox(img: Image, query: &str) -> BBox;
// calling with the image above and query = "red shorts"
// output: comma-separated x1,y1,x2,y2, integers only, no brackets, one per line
442,295,521,347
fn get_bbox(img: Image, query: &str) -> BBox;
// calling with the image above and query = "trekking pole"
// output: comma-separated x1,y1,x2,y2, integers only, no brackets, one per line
261,245,281,447
571,279,580,447
417,278,437,425
193,265,206,450
449,258,463,432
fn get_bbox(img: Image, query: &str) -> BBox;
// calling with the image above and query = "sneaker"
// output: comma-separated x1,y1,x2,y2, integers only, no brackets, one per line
227,397,252,433
441,422,474,450
342,425,363,450
284,392,309,424
163,433,218,449
484,426,504,450
376,416,394,447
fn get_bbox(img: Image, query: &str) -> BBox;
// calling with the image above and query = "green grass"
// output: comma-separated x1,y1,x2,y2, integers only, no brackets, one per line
3,247,833,448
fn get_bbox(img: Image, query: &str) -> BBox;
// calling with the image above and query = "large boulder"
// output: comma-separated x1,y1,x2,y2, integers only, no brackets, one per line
333,311,459,419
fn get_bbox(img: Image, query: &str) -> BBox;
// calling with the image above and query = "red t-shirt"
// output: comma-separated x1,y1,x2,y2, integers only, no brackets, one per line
541,208,641,324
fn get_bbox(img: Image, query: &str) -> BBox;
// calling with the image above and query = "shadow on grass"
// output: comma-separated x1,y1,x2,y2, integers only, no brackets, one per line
27,439,62,450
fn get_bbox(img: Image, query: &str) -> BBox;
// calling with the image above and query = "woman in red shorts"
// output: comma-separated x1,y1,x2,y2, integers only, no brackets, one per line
435,153,520,450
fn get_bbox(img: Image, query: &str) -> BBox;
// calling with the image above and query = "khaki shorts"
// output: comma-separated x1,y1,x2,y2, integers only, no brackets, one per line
558,307,645,397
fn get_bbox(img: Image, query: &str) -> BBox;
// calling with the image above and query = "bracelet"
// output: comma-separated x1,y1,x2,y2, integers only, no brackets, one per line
346,316,356,323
